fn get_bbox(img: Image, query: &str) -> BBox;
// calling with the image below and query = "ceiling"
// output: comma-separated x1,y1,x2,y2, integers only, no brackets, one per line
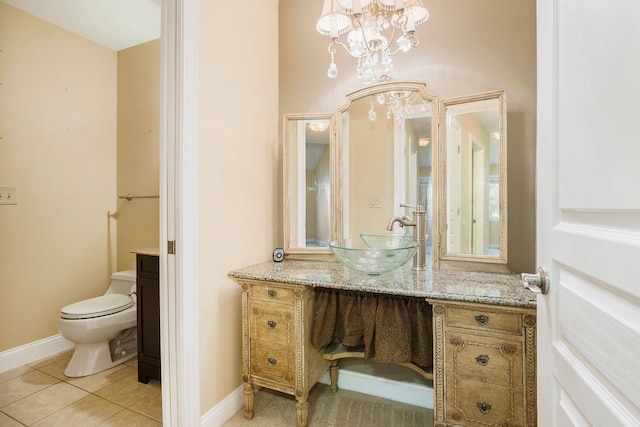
2,0,160,51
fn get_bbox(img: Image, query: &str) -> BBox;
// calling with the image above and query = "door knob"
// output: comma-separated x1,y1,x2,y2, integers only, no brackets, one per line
521,266,550,295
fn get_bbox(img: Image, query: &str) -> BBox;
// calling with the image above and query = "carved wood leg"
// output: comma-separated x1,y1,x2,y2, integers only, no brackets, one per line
329,360,339,392
243,383,254,420
296,399,309,427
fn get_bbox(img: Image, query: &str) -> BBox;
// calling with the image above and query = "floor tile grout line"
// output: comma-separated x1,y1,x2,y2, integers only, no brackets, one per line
97,405,138,426
132,401,163,424
0,410,27,426
0,378,62,410
4,357,162,425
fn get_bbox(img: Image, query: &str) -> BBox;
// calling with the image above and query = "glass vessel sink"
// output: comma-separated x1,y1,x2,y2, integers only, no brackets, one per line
359,233,416,250
329,235,418,275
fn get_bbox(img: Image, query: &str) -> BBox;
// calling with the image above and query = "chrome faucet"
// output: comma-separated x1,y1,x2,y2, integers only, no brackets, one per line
386,204,426,271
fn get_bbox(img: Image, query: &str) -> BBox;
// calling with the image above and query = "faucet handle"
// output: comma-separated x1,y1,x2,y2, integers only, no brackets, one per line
400,203,425,212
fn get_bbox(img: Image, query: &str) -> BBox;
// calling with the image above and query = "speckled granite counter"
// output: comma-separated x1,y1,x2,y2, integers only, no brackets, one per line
131,248,160,256
228,260,536,308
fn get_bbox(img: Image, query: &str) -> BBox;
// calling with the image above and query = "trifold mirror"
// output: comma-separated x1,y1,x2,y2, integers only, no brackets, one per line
283,83,508,272
283,113,335,257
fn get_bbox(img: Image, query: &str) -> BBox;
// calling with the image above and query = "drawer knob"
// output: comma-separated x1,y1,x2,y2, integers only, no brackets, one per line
267,320,276,329
475,354,490,366
267,358,277,366
475,315,489,326
477,402,492,414
268,290,277,298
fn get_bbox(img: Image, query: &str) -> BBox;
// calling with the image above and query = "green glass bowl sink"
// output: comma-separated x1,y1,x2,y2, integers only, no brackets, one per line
329,236,418,275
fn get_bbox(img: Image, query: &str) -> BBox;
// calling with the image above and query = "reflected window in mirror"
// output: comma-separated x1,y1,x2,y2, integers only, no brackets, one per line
399,107,434,250
283,114,335,257
304,120,331,247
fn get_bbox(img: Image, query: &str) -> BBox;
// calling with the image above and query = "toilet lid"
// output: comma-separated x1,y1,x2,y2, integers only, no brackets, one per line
61,294,134,319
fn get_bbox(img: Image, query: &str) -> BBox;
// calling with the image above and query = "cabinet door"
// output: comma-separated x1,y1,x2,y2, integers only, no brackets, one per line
448,379,524,427
446,333,523,389
445,333,524,426
137,277,161,363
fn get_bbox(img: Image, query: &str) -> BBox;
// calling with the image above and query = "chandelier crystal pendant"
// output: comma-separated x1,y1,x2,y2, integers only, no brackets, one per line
317,0,429,84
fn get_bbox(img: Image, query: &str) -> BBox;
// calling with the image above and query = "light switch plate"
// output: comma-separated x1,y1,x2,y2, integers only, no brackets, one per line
369,193,382,208
0,186,18,205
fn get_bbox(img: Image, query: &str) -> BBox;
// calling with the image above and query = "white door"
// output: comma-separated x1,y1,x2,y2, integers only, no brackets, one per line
159,0,201,424
536,1,640,425
470,138,485,255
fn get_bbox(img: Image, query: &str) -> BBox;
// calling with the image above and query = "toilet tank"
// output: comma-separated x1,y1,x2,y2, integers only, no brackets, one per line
107,270,137,295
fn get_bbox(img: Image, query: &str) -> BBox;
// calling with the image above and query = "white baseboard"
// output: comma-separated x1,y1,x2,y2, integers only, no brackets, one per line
318,368,434,409
201,385,245,427
0,334,74,373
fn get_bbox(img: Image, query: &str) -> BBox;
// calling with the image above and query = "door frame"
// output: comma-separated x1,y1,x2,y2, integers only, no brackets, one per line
159,0,201,425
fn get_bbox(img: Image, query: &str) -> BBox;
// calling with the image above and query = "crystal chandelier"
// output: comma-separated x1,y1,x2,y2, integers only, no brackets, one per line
317,0,429,84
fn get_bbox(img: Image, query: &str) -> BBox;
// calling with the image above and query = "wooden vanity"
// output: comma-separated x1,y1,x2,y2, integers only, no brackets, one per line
229,260,536,427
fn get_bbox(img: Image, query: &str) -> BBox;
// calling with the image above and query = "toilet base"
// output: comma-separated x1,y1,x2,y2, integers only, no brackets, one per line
64,327,137,377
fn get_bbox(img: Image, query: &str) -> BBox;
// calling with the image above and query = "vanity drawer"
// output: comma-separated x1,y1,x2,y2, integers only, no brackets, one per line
446,333,523,389
251,284,296,305
447,380,524,427
250,301,295,346
250,340,295,386
446,306,521,335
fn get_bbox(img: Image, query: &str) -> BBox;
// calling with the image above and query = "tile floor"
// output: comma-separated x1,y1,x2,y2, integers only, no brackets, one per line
0,350,162,426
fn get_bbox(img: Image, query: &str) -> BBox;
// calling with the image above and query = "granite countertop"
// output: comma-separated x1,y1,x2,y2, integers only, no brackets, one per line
131,248,160,256
228,260,537,308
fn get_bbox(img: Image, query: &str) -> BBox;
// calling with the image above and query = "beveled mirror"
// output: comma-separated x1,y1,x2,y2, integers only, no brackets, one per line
335,82,437,258
283,113,335,257
437,90,508,271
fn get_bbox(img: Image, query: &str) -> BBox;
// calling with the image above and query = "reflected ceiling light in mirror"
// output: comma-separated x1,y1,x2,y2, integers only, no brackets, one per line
308,123,330,132
418,137,430,146
317,0,429,84
367,90,428,120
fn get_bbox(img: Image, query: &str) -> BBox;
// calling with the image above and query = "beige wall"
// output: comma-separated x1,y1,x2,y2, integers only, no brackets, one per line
116,40,160,270
0,3,117,351
279,0,537,272
198,0,279,413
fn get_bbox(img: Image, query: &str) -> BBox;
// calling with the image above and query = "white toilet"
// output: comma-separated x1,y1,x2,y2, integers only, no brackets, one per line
59,270,138,377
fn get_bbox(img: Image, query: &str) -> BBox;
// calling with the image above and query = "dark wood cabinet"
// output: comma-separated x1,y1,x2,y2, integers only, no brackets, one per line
136,254,161,383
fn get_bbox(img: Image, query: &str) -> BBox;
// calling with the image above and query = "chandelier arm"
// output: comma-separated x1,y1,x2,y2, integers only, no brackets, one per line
384,12,405,49
388,35,420,56
329,38,356,57
388,41,414,55
407,31,420,48
352,15,374,58
395,12,409,32
384,29,399,53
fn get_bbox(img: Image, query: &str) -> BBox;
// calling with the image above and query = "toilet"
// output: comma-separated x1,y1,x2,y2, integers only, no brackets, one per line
59,270,138,377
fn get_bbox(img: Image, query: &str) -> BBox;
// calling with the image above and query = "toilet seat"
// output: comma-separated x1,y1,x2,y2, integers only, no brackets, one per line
61,294,134,320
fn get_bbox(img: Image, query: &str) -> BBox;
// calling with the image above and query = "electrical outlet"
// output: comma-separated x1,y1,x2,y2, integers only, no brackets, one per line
369,193,382,208
0,186,18,205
